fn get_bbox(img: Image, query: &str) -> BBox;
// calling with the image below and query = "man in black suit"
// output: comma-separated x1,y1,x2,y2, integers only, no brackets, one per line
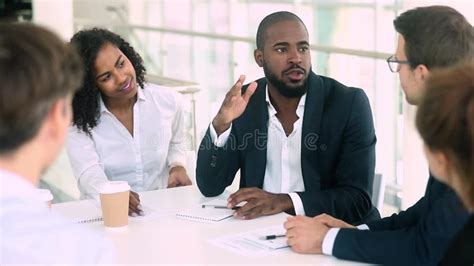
196,11,380,224
284,6,474,265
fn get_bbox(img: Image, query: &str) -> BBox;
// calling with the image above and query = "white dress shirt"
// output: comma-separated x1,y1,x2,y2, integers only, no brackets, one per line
322,224,370,255
67,83,187,198
210,86,306,215
0,169,115,264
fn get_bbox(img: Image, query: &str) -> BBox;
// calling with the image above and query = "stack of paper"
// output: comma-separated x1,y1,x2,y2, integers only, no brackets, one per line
210,225,289,256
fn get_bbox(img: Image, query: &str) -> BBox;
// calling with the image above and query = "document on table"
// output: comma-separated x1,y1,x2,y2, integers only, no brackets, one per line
210,224,289,256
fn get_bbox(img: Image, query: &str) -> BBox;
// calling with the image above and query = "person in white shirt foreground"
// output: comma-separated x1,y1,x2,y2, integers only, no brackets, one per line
67,28,191,216
0,22,115,264
284,5,474,265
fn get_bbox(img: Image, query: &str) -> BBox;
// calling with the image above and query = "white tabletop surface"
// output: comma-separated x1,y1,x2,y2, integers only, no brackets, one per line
53,185,370,265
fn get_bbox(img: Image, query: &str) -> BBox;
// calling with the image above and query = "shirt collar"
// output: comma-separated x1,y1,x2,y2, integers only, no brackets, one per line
137,86,147,101
99,94,109,114
0,168,37,198
99,86,147,114
265,85,306,117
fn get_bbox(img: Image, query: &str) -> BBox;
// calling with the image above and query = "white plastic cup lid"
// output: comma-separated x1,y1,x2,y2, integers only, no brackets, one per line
98,181,131,194
36,189,53,202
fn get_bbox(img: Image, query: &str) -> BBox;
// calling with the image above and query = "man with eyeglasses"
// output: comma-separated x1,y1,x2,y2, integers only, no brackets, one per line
284,5,474,265
386,55,409,73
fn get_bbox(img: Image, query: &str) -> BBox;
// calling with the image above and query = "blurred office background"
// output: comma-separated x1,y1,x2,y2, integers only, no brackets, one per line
3,0,473,216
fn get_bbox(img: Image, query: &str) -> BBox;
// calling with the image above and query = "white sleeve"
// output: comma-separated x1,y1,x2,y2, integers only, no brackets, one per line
356,224,370,230
66,126,108,198
288,193,306,216
322,224,370,256
167,93,187,169
322,228,340,256
209,123,232,147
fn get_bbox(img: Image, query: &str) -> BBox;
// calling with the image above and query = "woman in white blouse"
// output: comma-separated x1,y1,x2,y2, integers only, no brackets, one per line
68,28,191,215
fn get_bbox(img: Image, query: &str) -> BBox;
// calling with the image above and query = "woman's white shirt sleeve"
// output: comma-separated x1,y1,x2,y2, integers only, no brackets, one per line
166,92,187,169
66,126,109,198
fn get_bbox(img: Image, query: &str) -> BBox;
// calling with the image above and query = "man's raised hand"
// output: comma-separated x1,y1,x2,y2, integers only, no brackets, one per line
212,75,257,135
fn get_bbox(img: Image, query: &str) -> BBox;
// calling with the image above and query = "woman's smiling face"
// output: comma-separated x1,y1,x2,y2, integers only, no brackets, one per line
93,43,137,102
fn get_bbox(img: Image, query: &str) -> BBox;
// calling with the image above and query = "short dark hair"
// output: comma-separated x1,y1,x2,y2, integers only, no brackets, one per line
256,11,307,51
70,28,146,134
416,60,474,210
394,5,474,70
0,22,83,154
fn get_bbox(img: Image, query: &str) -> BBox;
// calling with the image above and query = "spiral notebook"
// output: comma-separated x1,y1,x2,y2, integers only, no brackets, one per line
176,199,235,223
77,215,103,224
55,199,104,224
58,198,176,224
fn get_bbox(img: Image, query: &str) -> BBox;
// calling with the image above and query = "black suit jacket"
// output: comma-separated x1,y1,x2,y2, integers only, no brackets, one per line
439,215,474,266
333,177,469,265
196,72,380,223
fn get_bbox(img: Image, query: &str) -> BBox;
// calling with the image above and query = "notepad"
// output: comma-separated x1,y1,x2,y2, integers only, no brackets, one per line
176,199,234,223
77,216,103,224
55,199,104,224
59,200,173,224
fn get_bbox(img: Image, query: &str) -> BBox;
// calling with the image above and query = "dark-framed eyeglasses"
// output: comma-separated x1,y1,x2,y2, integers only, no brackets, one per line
386,55,410,73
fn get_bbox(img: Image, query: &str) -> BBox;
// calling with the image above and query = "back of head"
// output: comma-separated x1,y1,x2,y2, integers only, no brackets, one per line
0,23,83,155
70,28,146,134
256,11,307,51
416,60,474,211
394,5,474,69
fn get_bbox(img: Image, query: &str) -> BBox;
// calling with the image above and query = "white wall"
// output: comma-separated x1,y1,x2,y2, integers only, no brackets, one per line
401,105,429,209
32,0,74,40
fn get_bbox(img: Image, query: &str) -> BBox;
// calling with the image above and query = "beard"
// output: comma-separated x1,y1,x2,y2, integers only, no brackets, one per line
263,63,310,98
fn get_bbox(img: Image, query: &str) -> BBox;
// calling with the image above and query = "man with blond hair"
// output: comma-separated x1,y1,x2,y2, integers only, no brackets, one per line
0,23,114,264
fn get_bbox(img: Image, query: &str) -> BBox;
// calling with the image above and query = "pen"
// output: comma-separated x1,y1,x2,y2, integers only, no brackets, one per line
261,234,286,240
201,204,241,210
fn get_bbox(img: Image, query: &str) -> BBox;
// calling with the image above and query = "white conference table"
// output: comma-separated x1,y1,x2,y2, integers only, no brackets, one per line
53,185,370,265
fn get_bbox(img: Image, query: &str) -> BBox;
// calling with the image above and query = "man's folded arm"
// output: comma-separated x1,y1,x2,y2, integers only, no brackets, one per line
331,189,469,265
367,196,427,231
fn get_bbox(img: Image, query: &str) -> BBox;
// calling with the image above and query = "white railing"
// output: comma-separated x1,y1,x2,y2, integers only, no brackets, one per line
73,19,392,60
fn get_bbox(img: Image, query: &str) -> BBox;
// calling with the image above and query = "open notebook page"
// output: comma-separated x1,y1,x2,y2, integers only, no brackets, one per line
176,198,235,223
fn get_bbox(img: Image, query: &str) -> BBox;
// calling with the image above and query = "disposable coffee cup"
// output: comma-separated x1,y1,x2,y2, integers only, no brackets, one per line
98,181,130,232
37,189,53,209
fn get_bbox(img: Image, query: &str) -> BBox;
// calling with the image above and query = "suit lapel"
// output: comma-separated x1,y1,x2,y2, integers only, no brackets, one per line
302,72,325,138
301,72,325,188
243,78,268,188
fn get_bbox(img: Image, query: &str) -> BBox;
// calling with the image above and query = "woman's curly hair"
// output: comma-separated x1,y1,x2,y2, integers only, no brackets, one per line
70,28,146,134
